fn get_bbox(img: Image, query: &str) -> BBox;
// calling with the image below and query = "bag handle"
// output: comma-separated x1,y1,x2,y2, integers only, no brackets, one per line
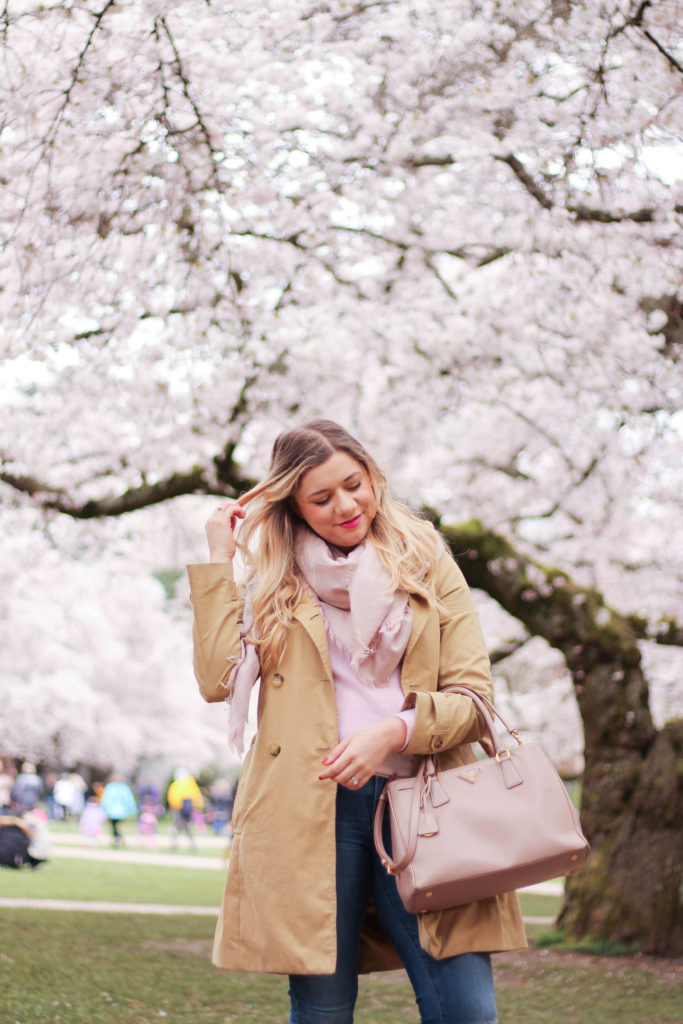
442,685,524,754
373,686,524,876
373,757,428,874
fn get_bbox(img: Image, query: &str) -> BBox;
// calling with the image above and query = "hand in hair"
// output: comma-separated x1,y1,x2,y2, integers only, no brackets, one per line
205,503,246,562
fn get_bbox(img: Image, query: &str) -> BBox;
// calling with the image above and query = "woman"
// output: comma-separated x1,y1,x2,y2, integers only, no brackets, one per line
188,420,525,1024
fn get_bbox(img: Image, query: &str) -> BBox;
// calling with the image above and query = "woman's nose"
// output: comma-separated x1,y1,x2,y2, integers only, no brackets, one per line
334,491,356,515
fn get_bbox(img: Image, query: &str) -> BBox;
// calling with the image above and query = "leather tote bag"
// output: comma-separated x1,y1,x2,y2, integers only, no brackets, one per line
373,685,589,914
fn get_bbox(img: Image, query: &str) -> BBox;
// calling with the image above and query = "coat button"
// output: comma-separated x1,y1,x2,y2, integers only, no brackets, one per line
269,744,281,757
272,673,284,687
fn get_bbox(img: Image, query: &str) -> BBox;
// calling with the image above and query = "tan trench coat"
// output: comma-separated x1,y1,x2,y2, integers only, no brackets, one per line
188,552,526,975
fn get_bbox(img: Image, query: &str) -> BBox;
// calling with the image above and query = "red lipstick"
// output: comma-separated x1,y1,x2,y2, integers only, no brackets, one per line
339,514,362,529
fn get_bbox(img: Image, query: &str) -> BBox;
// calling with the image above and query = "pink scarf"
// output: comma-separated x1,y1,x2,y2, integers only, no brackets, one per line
293,527,413,683
225,527,413,754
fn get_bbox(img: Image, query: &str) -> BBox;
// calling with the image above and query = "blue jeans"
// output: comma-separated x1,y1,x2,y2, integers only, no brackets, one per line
289,777,497,1024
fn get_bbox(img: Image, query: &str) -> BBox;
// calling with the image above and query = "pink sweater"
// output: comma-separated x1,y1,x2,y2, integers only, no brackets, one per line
327,631,416,778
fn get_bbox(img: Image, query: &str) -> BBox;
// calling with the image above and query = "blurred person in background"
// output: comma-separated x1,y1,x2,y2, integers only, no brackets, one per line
0,756,15,812
80,793,107,847
53,772,75,820
23,807,51,867
11,762,43,812
0,813,34,868
208,777,235,838
167,768,203,850
100,774,138,848
137,795,160,850
0,807,50,869
136,774,162,815
44,772,59,820
68,772,87,818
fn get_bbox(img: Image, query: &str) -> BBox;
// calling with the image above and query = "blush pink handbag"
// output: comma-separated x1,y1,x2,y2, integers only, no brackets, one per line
373,686,589,914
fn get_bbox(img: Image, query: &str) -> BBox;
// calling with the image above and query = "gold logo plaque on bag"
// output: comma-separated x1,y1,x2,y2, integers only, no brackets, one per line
457,767,482,784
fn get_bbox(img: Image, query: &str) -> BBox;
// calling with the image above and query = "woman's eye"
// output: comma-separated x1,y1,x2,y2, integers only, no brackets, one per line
348,482,361,491
314,497,330,506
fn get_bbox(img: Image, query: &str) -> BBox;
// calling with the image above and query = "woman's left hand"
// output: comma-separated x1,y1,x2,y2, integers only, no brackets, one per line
319,718,406,790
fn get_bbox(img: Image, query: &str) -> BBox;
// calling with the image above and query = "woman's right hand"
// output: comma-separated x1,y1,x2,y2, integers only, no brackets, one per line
205,503,246,562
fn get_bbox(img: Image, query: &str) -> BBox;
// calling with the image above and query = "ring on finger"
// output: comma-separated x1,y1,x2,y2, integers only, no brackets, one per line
350,775,359,787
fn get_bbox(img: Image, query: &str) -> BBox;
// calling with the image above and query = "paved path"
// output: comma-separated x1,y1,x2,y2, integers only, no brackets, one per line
50,844,227,870
2,837,560,923
0,897,554,924
49,843,562,888
46,841,564,894
49,832,227,849
0,897,217,915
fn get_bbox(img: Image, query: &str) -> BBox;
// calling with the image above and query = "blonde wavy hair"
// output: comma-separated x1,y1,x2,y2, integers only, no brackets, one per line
236,420,443,671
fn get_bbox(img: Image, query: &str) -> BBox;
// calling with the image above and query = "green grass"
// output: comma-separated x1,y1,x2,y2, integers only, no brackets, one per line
1,851,556,916
492,949,681,1024
1,909,680,1024
0,856,226,905
536,929,644,957
515,892,558,918
2,853,680,1023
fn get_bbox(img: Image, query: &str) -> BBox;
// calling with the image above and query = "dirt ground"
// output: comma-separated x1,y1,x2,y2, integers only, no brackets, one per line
495,946,682,981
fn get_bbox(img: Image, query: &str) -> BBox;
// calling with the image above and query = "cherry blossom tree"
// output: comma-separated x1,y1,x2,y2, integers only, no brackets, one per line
0,509,234,776
0,0,681,951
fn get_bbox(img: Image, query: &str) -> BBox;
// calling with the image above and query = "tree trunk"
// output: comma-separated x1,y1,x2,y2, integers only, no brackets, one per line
439,519,683,956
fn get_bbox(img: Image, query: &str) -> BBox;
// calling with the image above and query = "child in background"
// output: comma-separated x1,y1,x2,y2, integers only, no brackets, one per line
137,796,159,850
79,795,106,847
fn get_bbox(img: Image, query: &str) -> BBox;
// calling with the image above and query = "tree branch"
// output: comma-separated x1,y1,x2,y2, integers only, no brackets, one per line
155,15,222,183
45,0,118,149
641,27,683,75
627,616,683,648
0,466,235,518
568,203,656,224
489,638,530,664
497,153,663,224
495,153,553,209
303,0,396,25
435,516,641,662
4,455,682,648
628,0,683,76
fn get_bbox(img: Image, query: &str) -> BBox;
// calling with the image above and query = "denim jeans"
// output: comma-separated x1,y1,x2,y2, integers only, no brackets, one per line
289,776,498,1024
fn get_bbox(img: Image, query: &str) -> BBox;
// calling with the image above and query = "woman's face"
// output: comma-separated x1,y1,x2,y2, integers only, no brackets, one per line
294,451,377,550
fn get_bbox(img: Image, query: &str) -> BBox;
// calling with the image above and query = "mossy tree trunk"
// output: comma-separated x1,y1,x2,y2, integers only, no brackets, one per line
439,520,682,956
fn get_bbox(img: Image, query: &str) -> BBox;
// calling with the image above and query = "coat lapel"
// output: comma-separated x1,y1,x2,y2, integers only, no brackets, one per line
293,597,333,682
405,594,430,661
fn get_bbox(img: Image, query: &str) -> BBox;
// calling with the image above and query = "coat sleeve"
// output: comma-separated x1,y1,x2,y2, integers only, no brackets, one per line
402,552,494,757
186,562,245,703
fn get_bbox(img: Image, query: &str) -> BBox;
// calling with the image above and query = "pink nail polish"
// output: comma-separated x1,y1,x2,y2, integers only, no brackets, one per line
322,757,330,765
